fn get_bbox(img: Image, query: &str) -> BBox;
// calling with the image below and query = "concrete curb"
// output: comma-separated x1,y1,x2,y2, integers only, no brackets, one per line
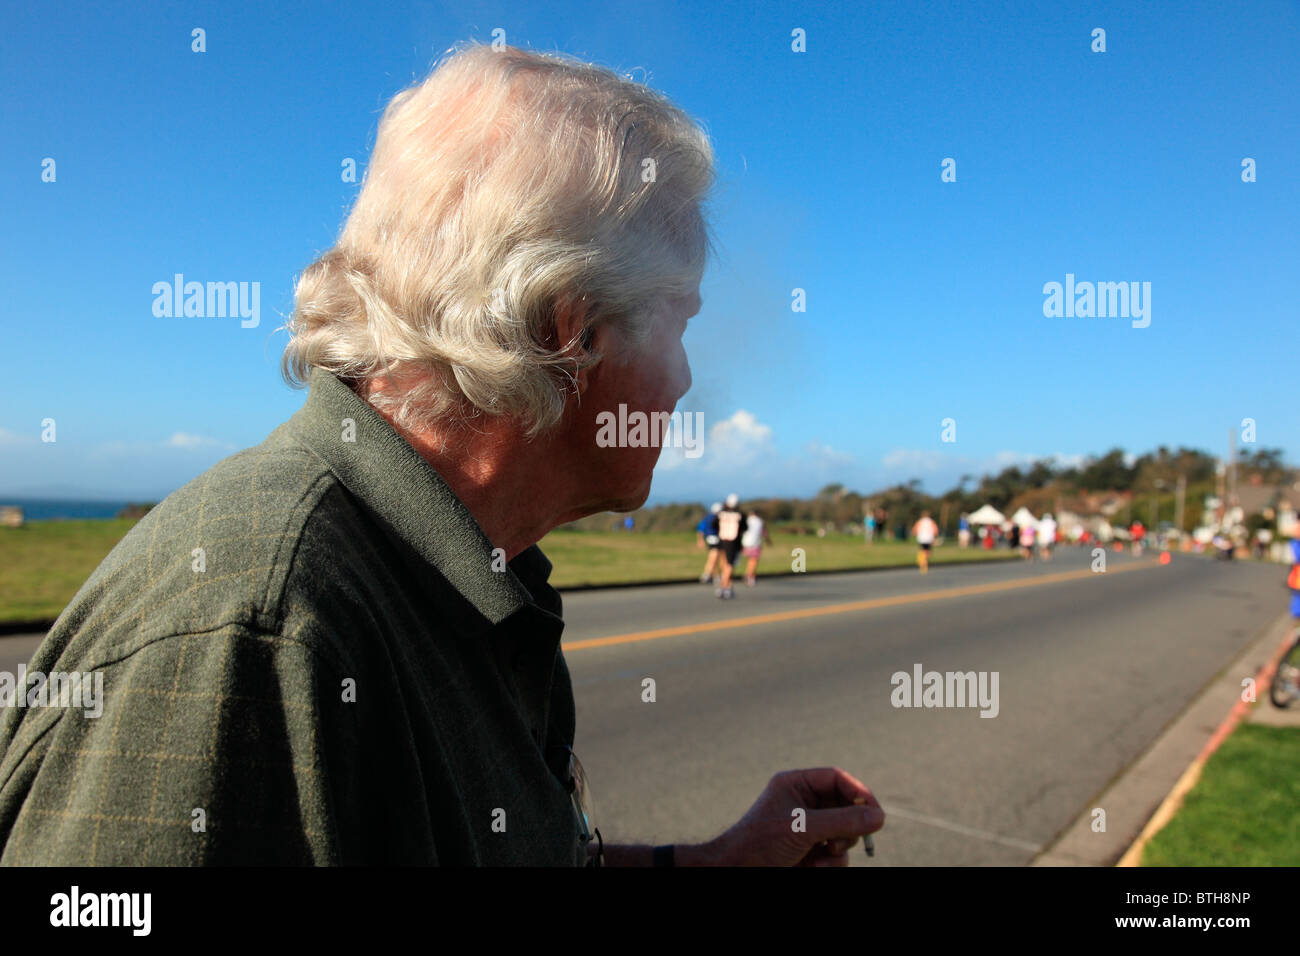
1031,611,1296,867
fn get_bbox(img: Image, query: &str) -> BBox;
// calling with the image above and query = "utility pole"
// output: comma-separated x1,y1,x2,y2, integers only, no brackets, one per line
1228,428,1237,510
1216,453,1226,527
1175,474,1186,532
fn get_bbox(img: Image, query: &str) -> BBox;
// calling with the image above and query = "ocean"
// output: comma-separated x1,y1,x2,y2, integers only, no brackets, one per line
0,498,141,521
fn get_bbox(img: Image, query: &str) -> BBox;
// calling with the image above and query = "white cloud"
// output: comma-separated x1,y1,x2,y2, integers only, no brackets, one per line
89,433,236,460
653,409,872,499
658,409,774,472
992,450,1034,467
1050,452,1086,470
708,409,772,456
166,432,233,450
804,440,854,468
0,427,36,446
882,449,948,471
991,450,1090,471
874,448,1093,493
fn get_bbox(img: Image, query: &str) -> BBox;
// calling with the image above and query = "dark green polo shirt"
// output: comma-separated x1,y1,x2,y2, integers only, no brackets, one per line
0,369,585,865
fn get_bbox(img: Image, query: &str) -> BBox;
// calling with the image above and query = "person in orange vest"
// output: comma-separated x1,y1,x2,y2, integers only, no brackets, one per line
1130,519,1146,556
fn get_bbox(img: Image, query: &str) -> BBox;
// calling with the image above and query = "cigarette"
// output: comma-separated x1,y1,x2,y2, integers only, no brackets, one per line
852,795,875,857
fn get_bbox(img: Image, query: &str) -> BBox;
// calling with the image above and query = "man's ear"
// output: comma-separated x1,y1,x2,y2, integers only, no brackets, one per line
553,295,589,353
553,295,598,394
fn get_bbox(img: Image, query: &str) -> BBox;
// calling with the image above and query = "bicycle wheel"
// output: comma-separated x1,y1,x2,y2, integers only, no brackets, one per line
1269,635,1300,708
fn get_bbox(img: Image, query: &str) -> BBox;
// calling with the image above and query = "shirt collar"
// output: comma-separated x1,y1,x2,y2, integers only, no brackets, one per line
286,368,561,629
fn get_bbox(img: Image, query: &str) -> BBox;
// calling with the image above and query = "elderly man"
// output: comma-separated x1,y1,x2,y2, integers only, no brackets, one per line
0,43,883,866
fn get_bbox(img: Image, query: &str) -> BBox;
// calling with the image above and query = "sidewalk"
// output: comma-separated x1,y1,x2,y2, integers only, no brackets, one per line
1246,671,1300,728
1032,611,1296,866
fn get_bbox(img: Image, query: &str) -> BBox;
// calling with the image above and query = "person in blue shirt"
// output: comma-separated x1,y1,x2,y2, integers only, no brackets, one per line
1289,531,1300,621
697,502,722,583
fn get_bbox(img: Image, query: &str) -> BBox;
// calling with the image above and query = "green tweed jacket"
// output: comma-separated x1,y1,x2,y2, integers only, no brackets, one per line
0,369,585,865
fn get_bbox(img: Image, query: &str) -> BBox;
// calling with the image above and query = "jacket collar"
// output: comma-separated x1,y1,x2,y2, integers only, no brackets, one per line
286,368,560,628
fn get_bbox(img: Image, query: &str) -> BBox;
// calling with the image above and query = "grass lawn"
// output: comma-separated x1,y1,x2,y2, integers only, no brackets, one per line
1140,722,1300,866
0,520,138,624
0,521,1017,624
539,529,1016,588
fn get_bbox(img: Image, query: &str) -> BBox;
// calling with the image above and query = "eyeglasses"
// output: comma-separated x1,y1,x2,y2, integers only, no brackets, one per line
562,745,603,867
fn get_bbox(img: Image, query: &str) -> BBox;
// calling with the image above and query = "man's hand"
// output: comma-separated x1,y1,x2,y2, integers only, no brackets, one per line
679,767,885,867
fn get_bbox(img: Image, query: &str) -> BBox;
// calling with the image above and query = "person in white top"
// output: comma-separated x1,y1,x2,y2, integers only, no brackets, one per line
1020,522,1036,560
913,510,939,574
1037,513,1057,561
740,509,774,587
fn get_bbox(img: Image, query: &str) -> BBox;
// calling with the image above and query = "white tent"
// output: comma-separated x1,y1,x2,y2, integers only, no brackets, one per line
1010,507,1039,529
967,504,1005,525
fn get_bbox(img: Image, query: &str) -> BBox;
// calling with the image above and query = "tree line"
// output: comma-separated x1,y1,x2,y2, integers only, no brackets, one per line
561,445,1291,536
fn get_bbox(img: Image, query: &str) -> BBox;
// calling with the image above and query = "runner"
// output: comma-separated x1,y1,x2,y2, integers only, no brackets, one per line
864,512,876,545
912,510,938,574
715,494,748,599
1130,519,1146,557
1288,528,1300,621
1037,512,1057,561
697,502,722,584
1020,520,1036,560
957,514,971,549
741,508,774,586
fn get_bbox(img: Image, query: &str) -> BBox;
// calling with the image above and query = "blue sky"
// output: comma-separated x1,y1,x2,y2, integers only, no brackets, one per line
2,0,1297,504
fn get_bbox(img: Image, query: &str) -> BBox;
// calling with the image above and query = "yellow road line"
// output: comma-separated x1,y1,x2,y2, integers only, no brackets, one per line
564,559,1159,652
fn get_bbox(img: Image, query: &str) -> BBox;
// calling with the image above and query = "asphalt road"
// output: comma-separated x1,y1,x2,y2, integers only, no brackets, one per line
1,546,1283,866
0,634,43,680
561,546,1286,865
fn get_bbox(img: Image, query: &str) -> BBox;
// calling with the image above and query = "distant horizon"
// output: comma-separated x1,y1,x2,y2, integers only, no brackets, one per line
5,437,1291,514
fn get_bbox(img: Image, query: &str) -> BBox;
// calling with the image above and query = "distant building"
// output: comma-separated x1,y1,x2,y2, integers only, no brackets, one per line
1234,479,1294,521
0,506,24,528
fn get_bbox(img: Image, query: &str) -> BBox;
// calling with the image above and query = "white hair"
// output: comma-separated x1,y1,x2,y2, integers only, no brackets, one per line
282,42,717,439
